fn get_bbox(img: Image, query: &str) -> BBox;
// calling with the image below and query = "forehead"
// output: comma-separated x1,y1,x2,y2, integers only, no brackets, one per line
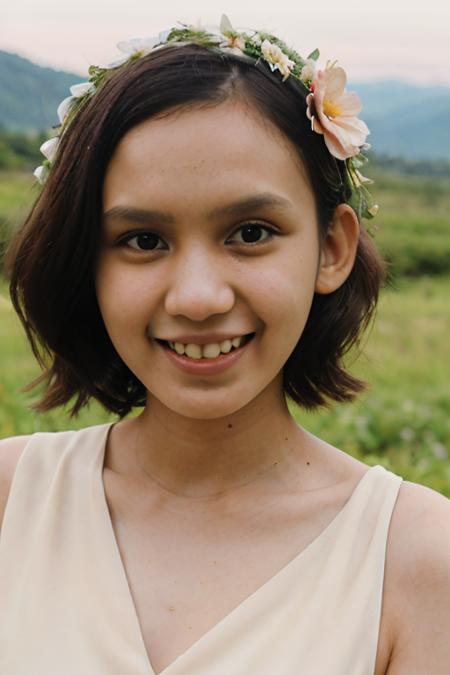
102,100,315,216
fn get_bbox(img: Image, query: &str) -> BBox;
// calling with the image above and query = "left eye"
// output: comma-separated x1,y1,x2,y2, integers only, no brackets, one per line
227,224,274,245
123,232,167,251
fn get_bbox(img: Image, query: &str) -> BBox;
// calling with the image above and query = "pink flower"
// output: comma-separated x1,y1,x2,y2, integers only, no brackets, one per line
306,66,369,160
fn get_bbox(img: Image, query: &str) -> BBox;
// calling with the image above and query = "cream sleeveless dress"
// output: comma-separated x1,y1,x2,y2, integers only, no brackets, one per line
0,422,402,675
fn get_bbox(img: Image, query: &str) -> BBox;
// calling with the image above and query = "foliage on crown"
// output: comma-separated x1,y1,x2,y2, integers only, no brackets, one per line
34,15,378,227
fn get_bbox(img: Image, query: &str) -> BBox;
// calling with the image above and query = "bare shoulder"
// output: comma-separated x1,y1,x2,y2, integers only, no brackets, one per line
388,479,450,572
0,435,32,529
384,479,450,674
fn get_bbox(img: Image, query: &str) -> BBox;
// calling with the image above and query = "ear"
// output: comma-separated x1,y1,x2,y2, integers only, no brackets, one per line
315,204,360,295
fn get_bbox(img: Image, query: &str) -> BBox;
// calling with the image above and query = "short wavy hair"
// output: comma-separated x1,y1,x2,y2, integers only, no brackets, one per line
6,43,385,417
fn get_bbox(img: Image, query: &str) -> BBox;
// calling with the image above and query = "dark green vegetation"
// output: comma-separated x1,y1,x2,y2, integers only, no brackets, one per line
368,165,450,278
0,167,449,495
0,128,46,170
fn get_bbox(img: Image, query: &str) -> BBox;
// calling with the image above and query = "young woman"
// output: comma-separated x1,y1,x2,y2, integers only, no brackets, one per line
1,17,449,675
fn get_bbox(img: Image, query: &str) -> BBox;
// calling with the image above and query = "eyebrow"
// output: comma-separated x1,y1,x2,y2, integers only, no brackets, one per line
102,193,293,227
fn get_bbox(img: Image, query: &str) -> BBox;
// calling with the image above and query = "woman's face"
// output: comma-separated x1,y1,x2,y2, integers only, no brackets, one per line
96,100,322,419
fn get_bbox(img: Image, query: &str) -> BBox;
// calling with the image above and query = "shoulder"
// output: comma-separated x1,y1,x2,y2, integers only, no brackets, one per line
389,479,450,575
0,435,33,530
384,479,450,673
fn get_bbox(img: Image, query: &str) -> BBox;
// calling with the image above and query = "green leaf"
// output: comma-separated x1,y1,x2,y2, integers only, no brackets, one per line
307,48,320,61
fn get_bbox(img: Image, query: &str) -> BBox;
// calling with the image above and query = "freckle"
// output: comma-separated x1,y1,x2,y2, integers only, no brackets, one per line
227,424,233,429
188,625,192,630
307,461,310,466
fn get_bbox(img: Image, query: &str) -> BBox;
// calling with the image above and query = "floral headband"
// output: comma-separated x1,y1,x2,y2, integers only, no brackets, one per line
34,15,378,224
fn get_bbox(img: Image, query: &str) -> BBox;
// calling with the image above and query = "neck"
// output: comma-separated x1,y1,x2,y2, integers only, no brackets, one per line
121,381,309,499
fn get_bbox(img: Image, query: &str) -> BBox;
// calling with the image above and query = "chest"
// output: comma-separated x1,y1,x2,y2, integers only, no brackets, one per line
109,498,317,671
104,481,395,675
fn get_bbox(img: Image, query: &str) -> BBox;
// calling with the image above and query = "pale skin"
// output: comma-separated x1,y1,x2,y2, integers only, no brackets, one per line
1,99,450,674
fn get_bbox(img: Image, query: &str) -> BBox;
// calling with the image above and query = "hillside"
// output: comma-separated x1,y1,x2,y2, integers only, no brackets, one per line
352,81,450,162
1,50,450,161
0,51,80,131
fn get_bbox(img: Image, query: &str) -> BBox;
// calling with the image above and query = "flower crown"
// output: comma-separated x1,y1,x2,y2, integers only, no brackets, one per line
34,15,378,224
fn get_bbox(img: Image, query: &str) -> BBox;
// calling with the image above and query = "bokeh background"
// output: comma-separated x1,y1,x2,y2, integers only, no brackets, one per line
1,0,449,494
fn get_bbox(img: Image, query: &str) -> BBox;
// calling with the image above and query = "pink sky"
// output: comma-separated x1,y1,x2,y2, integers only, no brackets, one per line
1,1,450,86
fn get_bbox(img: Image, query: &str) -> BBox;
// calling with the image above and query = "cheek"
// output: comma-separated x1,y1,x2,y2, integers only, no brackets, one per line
252,251,318,328
95,259,153,340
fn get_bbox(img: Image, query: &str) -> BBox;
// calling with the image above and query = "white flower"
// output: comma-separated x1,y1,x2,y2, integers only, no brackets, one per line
220,14,234,35
431,443,448,460
57,81,96,124
104,30,171,69
261,39,295,80
69,81,95,97
40,137,59,162
300,59,316,84
34,165,49,184
117,33,168,56
400,427,415,442
57,95,76,123
218,14,246,54
102,53,130,69
56,82,96,124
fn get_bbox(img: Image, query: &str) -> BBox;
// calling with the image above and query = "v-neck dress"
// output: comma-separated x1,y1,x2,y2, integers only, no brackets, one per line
0,422,403,675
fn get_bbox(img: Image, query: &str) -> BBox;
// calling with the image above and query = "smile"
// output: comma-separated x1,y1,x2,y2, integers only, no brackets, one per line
156,333,255,375
163,334,253,360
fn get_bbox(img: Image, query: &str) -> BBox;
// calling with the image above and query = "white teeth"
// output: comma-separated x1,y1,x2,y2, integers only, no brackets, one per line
185,343,202,359
166,335,249,359
202,343,221,359
219,339,232,354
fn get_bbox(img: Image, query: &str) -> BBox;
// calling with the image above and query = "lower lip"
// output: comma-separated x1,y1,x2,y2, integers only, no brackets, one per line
158,339,252,375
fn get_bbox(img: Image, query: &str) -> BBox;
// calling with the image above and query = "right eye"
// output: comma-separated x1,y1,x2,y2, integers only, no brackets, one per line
121,232,167,251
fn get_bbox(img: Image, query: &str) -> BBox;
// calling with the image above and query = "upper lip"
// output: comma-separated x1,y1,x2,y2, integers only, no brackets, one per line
156,332,254,345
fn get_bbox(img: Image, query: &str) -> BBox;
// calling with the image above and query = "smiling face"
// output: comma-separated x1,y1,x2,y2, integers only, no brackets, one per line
95,100,324,419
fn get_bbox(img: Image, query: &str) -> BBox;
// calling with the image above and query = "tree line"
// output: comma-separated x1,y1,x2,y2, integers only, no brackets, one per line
0,128,47,170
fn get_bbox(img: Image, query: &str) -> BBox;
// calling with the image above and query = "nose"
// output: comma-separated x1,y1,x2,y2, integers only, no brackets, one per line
164,247,235,321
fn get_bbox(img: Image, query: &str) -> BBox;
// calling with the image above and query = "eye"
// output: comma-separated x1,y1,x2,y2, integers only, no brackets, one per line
227,223,275,246
121,231,167,251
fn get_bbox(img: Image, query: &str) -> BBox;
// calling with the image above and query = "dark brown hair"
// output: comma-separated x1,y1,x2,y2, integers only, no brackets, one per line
5,43,385,417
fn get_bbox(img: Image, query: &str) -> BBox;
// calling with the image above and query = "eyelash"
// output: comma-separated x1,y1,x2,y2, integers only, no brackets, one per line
119,222,277,252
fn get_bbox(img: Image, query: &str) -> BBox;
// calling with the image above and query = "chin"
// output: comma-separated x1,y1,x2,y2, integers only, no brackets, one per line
147,386,262,421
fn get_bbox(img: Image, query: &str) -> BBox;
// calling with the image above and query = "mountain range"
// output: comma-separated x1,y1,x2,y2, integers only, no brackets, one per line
1,50,449,161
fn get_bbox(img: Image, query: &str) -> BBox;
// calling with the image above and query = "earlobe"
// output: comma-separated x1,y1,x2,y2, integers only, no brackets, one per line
314,204,360,295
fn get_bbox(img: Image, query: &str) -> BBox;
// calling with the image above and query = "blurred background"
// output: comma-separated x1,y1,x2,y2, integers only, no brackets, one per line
0,0,449,494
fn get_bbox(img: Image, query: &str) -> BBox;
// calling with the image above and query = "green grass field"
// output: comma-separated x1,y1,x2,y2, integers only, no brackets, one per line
1,274,449,496
1,169,449,496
